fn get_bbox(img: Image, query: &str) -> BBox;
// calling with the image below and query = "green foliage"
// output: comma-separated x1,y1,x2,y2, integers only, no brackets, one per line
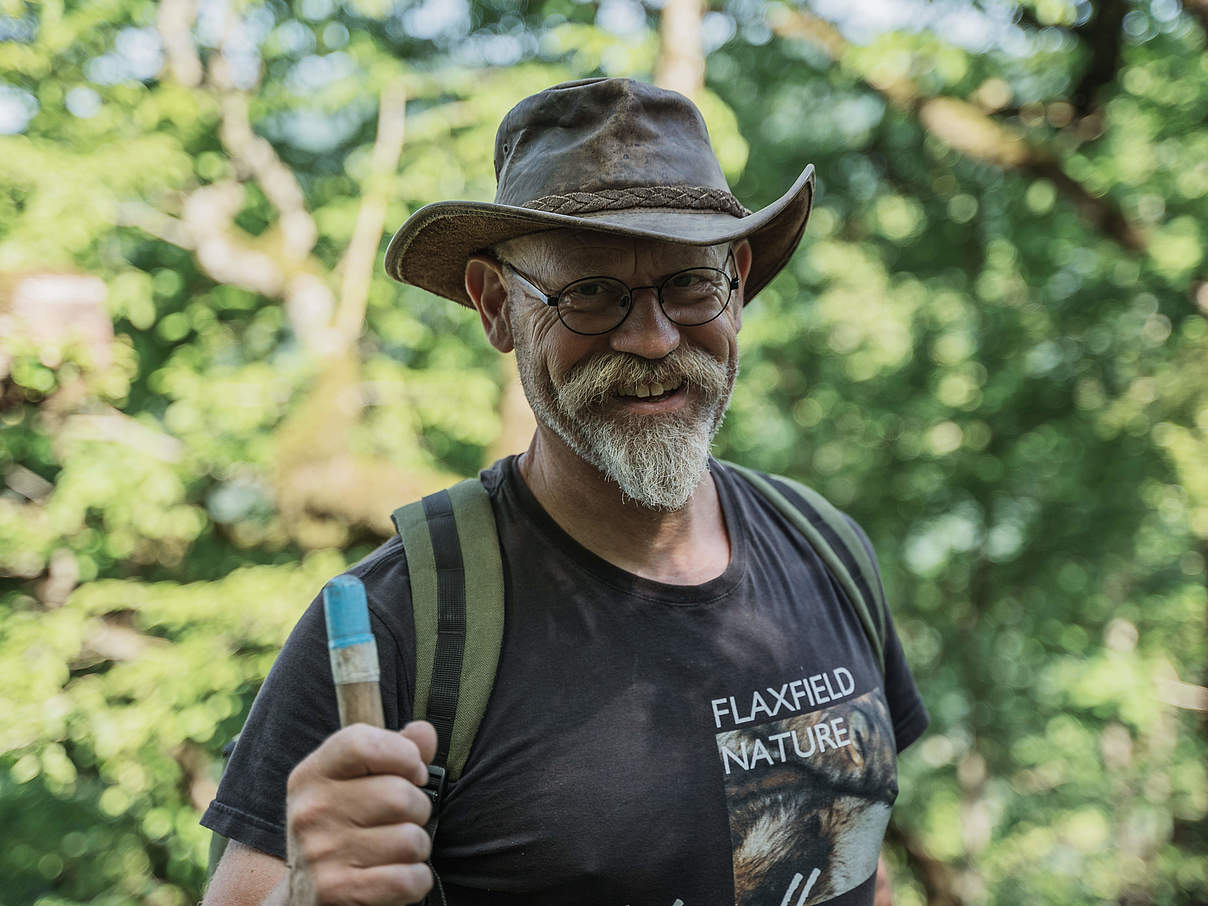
714,3,1208,902
0,0,1205,904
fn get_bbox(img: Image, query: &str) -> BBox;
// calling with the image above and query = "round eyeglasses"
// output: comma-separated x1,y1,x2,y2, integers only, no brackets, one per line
504,252,739,336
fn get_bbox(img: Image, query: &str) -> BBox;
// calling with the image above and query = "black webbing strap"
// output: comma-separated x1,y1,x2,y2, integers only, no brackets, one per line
419,489,466,836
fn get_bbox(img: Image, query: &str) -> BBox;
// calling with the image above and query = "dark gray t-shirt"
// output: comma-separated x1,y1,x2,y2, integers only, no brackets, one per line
202,457,928,906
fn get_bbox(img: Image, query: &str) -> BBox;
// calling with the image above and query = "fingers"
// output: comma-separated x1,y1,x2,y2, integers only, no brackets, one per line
296,723,430,787
284,721,442,906
401,720,438,766
294,820,432,870
290,772,432,832
301,859,434,906
355,863,434,905
345,821,433,867
346,774,433,827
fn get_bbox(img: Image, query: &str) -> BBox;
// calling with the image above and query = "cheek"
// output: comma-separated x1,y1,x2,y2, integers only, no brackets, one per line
721,300,742,336
529,313,563,353
515,310,587,382
692,320,739,366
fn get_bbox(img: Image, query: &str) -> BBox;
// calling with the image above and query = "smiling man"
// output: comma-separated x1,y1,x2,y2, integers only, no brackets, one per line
201,78,928,906
478,232,744,515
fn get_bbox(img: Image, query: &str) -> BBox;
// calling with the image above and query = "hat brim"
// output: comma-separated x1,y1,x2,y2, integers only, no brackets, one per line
384,164,814,307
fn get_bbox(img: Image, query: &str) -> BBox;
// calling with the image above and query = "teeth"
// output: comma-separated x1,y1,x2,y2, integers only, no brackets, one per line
619,379,684,399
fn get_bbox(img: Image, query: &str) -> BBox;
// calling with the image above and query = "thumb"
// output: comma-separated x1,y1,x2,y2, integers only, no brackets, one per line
401,720,439,767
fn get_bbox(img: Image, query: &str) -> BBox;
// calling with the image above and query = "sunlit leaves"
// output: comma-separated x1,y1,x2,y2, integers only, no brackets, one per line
715,5,1206,901
1,0,1206,903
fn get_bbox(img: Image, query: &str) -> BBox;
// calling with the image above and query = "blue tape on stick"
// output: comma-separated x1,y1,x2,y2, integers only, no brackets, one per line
323,575,374,649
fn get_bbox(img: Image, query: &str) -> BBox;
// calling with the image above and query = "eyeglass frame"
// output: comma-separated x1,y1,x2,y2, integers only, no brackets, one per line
500,250,740,336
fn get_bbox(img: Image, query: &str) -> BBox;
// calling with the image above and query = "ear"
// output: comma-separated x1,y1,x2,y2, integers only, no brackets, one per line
465,255,514,353
730,239,753,331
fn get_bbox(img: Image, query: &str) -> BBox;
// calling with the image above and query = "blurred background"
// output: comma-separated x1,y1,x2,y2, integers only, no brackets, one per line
1,0,1206,903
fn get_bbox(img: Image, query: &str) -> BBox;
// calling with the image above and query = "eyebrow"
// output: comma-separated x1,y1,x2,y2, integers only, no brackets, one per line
541,249,730,285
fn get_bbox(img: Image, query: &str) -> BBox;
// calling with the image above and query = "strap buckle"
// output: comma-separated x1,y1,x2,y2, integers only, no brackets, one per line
423,763,447,805
421,763,447,838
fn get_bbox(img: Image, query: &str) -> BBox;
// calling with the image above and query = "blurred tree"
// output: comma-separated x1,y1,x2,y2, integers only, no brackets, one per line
711,2,1208,903
0,0,1204,904
656,0,706,96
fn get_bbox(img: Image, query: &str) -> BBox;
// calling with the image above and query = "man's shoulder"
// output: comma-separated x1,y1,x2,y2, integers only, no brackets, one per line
343,458,512,595
347,533,408,581
713,459,866,533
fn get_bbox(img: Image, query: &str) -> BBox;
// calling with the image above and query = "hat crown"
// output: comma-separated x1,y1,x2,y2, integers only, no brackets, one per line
492,78,731,207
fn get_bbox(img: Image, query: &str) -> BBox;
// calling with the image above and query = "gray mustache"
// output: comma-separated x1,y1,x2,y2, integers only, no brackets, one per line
556,349,730,411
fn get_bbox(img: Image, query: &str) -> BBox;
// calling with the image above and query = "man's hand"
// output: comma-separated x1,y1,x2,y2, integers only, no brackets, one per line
284,720,438,906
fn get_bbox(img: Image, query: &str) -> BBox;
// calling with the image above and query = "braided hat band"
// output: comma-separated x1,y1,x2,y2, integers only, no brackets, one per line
385,79,815,307
523,186,752,219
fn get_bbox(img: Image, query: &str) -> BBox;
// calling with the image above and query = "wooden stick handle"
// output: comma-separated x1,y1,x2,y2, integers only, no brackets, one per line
323,576,385,728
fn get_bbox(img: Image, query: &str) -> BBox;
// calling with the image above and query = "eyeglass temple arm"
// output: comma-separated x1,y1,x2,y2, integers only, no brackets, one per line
505,264,559,307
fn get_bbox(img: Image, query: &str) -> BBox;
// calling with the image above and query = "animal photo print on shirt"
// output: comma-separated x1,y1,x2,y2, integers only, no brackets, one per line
712,667,898,906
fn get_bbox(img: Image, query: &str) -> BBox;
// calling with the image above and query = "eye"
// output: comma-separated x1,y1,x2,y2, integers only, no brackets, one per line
575,281,608,296
668,271,707,288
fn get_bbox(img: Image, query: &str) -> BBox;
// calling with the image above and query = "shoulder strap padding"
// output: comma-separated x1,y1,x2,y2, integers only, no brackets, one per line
391,476,505,782
722,461,888,672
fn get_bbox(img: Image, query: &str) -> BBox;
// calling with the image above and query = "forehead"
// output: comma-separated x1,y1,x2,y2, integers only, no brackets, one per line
509,230,726,277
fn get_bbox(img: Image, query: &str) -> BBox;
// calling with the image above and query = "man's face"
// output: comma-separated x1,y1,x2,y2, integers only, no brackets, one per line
498,231,746,510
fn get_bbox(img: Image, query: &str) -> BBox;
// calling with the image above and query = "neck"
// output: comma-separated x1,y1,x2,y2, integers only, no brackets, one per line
516,428,731,585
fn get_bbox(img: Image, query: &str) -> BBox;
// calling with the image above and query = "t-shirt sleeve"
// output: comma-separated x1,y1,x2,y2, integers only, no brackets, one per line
200,542,415,859
844,514,930,753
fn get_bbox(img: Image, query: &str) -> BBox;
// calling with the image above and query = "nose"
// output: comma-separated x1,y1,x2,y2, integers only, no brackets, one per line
608,287,680,359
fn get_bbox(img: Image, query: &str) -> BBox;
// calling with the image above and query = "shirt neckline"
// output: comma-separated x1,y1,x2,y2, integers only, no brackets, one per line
495,454,748,607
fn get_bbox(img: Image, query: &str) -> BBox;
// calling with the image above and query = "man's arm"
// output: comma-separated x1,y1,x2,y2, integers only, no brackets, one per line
204,841,287,906
204,722,437,906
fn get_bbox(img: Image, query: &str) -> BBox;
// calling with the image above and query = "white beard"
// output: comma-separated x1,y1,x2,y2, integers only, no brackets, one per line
511,331,736,511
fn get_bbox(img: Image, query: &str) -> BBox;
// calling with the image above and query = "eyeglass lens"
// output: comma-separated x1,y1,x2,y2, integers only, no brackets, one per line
558,267,732,335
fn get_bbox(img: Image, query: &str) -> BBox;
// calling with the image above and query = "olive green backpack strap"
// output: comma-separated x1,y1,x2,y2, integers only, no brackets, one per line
391,475,505,842
722,461,888,673
209,478,503,895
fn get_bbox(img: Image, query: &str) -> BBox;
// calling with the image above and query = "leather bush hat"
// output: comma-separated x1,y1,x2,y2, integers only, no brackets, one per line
384,77,815,306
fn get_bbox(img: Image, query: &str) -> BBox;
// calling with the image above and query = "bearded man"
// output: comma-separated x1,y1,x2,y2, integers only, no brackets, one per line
202,78,928,906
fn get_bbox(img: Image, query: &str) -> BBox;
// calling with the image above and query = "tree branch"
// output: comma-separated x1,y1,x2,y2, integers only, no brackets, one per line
655,0,706,99
884,821,964,906
1071,0,1127,117
334,82,408,350
155,0,202,88
769,8,1146,252
119,184,337,351
205,0,317,264
1183,0,1208,41
217,93,318,263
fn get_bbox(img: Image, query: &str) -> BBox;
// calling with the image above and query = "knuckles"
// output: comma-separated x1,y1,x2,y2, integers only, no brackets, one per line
332,724,424,778
293,827,342,870
286,771,431,835
284,724,436,905
367,774,433,825
287,788,329,834
300,844,434,906
288,724,425,794
308,863,351,903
